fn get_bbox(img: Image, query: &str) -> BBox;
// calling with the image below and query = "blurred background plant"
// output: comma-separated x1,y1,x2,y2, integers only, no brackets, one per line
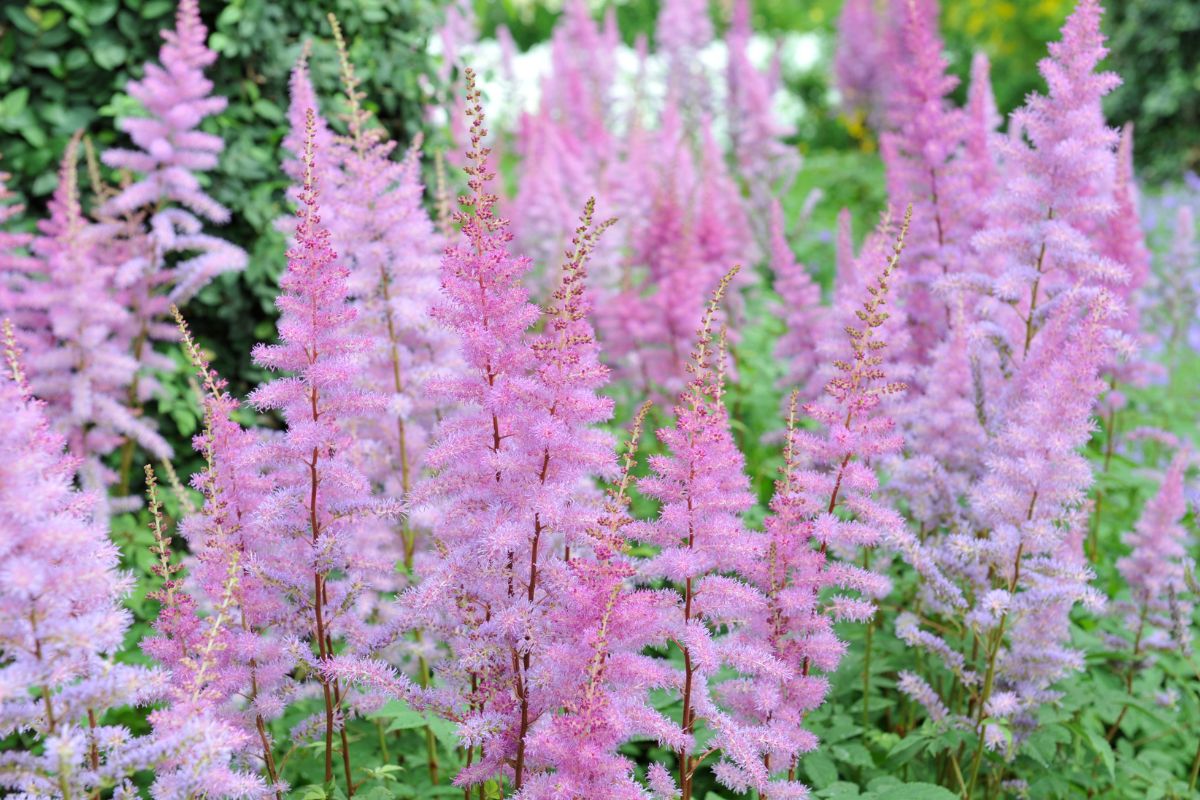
0,0,439,417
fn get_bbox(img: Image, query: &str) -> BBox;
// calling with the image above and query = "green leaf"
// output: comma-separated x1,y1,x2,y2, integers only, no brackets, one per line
89,38,127,70
804,750,839,789
140,0,173,19
1,88,29,117
867,782,959,800
1082,726,1115,782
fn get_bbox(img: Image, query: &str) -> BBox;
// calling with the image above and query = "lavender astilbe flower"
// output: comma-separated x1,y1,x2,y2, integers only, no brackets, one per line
1148,205,1199,350
963,295,1111,753
833,0,886,126
139,467,270,800
102,0,246,303
400,73,619,794
1095,124,1160,403
630,267,776,799
880,0,980,363
16,136,170,508
516,404,678,800
0,323,160,796
537,0,619,158
248,108,400,788
725,0,799,215
1116,450,1194,655
657,0,715,117
771,198,825,403
599,107,752,397
962,52,1001,208
971,0,1124,361
146,309,293,793
0,164,38,323
316,20,458,577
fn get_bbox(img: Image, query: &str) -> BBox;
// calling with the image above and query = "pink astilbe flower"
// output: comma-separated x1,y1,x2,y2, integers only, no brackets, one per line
879,0,980,362
1148,205,1199,350
402,73,618,794
971,0,1124,360
517,404,679,800
967,296,1110,736
0,163,38,321
1115,450,1194,654
0,324,160,796
139,467,270,800
771,198,825,402
314,25,458,576
963,52,1001,213
248,108,400,788
599,108,749,397
537,0,619,157
102,0,246,302
832,0,886,125
657,0,715,116
631,268,789,799
896,296,1113,771
725,0,799,211
1098,124,1156,392
510,109,594,285
144,311,292,794
17,137,171,506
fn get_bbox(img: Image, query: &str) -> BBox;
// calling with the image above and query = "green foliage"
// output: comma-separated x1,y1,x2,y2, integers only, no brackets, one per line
1104,0,1200,180
0,0,441,480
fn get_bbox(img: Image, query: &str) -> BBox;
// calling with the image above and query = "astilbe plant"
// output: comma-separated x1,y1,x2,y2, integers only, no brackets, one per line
389,71,620,795
725,0,799,219
970,0,1125,361
627,266,770,800
101,0,246,303
1113,448,1195,660
0,165,37,321
0,322,160,797
286,18,457,579
145,308,293,797
14,136,171,509
770,198,824,404
517,401,682,799
734,211,922,799
248,108,401,791
878,0,983,363
139,465,268,800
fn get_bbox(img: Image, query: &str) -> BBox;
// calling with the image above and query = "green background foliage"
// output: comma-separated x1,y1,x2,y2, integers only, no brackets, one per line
0,0,440,409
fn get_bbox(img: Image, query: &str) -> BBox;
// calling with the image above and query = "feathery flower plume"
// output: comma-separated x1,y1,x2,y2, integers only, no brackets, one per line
832,0,886,126
322,17,457,576
880,0,978,361
16,136,170,509
1116,450,1194,655
140,466,268,800
402,73,618,794
0,164,38,321
516,402,680,799
1149,205,1198,350
965,295,1111,780
771,198,824,402
102,0,246,302
0,321,160,796
971,0,1123,360
149,308,292,795
248,107,399,790
725,0,799,209
631,267,786,799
